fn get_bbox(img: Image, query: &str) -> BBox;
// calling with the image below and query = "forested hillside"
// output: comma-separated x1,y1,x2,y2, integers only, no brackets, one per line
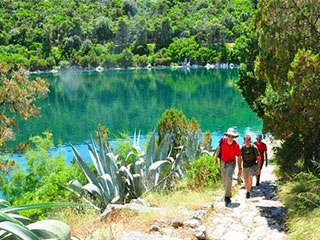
0,0,255,70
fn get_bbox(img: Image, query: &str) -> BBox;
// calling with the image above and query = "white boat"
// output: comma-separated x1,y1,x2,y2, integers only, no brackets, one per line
146,63,152,69
229,63,234,69
205,63,214,69
96,66,104,72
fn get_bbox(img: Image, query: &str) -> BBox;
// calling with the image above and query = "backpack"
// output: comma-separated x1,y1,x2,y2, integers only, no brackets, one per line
241,144,259,167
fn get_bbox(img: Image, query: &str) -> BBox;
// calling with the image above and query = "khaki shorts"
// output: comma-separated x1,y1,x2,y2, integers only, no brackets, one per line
243,165,257,179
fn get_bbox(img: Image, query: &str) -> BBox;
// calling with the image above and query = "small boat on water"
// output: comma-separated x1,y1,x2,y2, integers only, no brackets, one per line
205,63,215,69
229,63,234,69
96,66,104,72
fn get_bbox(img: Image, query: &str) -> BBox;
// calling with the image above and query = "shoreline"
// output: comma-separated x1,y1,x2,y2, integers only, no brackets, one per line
24,62,239,75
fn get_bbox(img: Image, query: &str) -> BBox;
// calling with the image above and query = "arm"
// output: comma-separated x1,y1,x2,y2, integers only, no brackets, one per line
237,155,242,177
254,146,261,174
257,155,261,174
214,146,220,166
265,150,268,167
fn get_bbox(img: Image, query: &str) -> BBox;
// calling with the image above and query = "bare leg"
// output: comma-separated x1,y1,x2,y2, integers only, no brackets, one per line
245,176,252,193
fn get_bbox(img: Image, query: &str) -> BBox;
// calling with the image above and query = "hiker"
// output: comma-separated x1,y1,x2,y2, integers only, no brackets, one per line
215,127,241,206
240,134,260,199
254,133,268,186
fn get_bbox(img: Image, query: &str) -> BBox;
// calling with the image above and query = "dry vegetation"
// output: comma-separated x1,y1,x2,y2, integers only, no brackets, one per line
52,185,218,239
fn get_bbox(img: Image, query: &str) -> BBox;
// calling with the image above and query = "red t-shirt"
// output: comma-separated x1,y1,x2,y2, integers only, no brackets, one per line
254,141,267,161
220,137,241,163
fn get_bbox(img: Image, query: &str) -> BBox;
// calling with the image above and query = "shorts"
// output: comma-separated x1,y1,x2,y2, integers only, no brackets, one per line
243,164,257,179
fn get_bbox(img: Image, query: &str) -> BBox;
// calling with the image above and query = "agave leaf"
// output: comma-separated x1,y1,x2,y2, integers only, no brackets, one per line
6,214,32,225
133,129,137,148
154,170,160,187
0,202,81,214
118,166,137,198
148,160,169,172
82,183,103,202
106,153,120,182
174,147,184,169
111,196,121,204
133,130,141,152
145,129,156,169
70,144,100,187
0,200,10,209
27,220,71,240
68,179,83,193
133,160,145,175
185,134,198,161
149,160,170,187
201,150,214,156
88,142,105,176
0,212,24,226
0,221,41,240
98,132,110,175
125,151,137,166
176,164,184,178
132,174,146,197
155,134,171,161
97,174,115,203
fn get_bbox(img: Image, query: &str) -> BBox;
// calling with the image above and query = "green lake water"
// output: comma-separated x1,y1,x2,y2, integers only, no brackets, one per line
15,67,262,161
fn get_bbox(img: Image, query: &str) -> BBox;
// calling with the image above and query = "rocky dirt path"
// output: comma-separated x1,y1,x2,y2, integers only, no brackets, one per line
114,164,287,240
205,164,287,240
114,140,287,240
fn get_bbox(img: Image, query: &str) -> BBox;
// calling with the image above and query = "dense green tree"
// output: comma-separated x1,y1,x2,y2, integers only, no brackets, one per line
0,0,255,70
94,16,113,43
238,0,320,170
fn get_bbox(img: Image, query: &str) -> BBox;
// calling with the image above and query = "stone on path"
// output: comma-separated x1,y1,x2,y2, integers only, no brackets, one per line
117,231,184,240
205,165,287,240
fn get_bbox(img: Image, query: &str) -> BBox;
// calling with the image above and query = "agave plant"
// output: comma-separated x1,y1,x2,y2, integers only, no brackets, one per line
0,199,76,240
69,130,180,209
69,128,209,210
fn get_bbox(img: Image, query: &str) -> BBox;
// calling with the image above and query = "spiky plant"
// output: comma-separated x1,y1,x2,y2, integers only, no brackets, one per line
0,199,78,240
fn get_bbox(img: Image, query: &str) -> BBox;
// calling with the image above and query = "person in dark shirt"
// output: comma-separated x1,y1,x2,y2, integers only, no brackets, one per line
239,134,260,199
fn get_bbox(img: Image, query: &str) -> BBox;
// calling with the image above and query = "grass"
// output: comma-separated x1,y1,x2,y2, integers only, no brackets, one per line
144,182,217,210
287,208,320,240
279,171,320,239
52,181,221,239
279,172,320,215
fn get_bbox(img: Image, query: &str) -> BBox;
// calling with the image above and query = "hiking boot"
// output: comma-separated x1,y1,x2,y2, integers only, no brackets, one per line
246,192,250,199
225,197,231,206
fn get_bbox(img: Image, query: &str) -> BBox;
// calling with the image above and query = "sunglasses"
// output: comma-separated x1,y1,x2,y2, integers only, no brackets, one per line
227,135,234,138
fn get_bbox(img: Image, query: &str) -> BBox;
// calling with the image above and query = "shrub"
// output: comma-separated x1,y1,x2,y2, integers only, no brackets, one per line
201,130,213,151
1,132,85,218
157,108,189,147
133,54,148,67
29,58,48,71
59,60,70,69
157,108,202,146
273,134,303,178
154,51,171,66
186,155,220,189
280,172,320,216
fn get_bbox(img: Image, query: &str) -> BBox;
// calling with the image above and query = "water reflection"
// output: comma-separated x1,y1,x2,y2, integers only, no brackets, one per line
15,68,261,156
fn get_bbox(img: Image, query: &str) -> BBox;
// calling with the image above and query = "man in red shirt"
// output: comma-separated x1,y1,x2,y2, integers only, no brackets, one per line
254,133,268,186
215,128,241,206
